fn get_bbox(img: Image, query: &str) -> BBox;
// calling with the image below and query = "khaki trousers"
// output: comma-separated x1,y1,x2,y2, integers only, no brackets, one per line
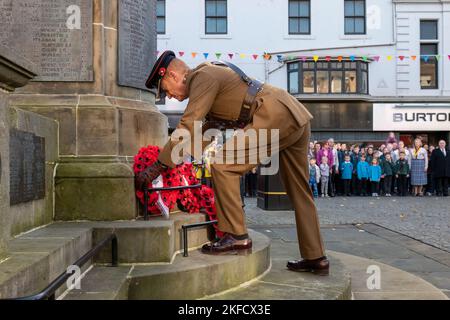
210,122,325,260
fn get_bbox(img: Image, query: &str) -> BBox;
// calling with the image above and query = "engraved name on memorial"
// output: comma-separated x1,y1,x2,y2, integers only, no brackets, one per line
118,0,156,90
0,0,93,82
9,129,46,205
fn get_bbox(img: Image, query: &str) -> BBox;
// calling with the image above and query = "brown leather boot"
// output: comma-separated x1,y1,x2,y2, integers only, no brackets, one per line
287,256,330,276
201,233,252,255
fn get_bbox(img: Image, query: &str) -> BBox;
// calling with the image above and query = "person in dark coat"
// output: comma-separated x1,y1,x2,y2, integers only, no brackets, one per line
430,140,450,196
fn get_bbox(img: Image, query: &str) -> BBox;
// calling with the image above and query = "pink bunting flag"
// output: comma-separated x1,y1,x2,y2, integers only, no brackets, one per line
399,56,405,61
301,56,307,62
178,51,185,57
252,54,258,60
325,56,331,62
228,53,234,59
448,55,450,60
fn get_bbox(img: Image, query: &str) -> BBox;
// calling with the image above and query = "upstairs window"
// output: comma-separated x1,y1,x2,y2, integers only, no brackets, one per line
344,0,366,34
289,0,311,34
205,0,227,34
157,0,166,35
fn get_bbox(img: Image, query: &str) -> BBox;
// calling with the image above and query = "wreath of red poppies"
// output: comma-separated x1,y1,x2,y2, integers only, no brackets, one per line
133,145,223,237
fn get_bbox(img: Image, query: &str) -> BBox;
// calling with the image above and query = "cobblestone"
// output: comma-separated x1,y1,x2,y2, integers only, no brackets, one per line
244,196,450,252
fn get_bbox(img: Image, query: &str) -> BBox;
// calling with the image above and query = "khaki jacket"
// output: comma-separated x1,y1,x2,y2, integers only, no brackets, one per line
158,62,313,167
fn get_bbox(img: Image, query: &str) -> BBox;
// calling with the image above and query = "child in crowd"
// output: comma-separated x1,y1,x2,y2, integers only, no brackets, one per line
381,153,395,196
309,158,321,198
319,156,330,198
395,151,410,196
369,158,382,197
350,145,361,195
340,154,353,196
357,155,370,196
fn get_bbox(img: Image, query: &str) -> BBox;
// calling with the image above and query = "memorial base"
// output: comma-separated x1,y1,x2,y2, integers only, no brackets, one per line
10,94,168,222
55,160,136,221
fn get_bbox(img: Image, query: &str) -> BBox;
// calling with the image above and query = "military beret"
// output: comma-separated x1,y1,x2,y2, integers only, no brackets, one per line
145,50,176,99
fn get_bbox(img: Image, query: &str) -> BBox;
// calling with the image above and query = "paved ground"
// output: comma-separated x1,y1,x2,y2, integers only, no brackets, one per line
244,196,450,298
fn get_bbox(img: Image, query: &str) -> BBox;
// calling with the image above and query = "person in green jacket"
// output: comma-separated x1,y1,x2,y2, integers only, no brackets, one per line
381,153,395,196
395,151,410,196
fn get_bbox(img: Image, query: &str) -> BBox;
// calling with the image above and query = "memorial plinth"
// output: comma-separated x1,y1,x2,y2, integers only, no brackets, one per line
3,0,166,220
0,44,37,259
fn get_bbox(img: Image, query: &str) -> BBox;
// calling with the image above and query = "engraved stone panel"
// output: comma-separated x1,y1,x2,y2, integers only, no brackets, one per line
118,0,156,90
9,129,46,205
0,0,93,81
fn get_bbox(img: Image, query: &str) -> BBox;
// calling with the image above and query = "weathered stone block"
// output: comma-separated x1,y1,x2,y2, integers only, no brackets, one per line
55,162,136,221
77,107,118,155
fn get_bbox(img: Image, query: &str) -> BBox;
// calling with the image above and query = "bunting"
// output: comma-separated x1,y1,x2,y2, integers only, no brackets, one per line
155,50,450,63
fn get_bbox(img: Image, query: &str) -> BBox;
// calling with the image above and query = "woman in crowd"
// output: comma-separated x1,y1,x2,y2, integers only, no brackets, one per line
410,138,428,196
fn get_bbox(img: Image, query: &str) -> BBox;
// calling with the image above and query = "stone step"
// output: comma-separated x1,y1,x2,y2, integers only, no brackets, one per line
61,266,132,300
0,223,92,299
204,242,352,300
0,213,210,299
92,213,211,264
63,230,271,300
333,251,449,300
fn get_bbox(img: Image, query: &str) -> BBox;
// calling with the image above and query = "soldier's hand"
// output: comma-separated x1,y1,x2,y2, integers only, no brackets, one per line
135,160,168,191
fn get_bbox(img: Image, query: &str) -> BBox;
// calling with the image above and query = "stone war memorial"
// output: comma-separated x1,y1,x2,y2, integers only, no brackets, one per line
0,0,274,301
1,0,447,307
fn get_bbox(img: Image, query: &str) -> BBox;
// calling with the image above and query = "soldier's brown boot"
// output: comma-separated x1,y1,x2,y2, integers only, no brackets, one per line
287,256,330,276
201,233,252,255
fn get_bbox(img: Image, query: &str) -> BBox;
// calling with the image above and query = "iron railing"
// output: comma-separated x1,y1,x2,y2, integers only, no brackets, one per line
139,184,218,257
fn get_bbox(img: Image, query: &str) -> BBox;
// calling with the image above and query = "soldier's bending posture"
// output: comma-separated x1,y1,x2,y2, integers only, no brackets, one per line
136,51,329,275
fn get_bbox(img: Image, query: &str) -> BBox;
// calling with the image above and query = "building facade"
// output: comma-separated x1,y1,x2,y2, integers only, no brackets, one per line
157,0,450,146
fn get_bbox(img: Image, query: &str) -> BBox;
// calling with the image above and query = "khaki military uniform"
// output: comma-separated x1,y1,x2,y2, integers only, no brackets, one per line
158,62,325,260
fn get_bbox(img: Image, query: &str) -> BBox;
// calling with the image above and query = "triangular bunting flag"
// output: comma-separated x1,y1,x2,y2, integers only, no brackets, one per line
387,55,393,61
215,53,222,59
411,55,417,61
313,55,319,62
276,54,283,62
178,51,185,57
422,55,429,62
435,55,441,61
191,52,198,58
252,54,258,60
239,53,246,59
301,56,307,62
325,56,331,62
228,53,234,59
203,53,209,59
373,56,380,62
337,56,343,62
263,53,272,60
350,55,356,61
399,56,405,61
448,55,450,60
362,56,368,62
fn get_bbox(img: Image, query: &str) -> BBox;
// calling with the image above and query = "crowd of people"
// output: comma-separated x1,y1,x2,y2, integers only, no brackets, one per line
308,133,450,198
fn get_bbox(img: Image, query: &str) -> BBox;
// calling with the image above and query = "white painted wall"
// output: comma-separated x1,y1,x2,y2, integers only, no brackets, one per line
157,0,449,112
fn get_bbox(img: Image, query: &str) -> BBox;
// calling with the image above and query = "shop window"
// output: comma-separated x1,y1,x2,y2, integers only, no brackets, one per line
287,60,369,95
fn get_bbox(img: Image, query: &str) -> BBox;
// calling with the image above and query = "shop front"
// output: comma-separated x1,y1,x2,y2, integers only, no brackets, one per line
373,103,450,148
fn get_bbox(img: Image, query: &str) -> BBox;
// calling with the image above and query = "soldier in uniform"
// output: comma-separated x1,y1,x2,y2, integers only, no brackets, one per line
136,51,329,275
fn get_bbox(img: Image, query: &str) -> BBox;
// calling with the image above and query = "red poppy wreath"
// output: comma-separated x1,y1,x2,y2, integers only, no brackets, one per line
133,145,223,237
